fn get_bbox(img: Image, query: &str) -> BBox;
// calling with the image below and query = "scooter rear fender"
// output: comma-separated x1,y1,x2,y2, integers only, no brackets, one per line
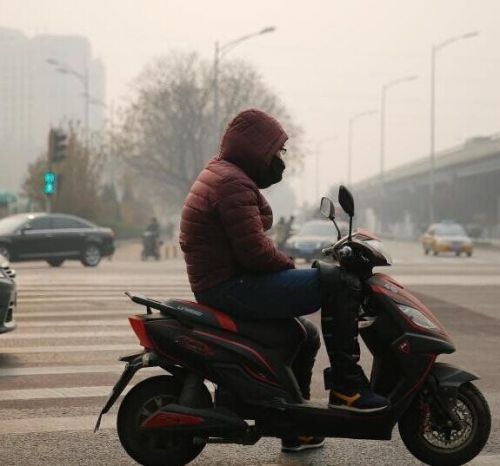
94,351,158,432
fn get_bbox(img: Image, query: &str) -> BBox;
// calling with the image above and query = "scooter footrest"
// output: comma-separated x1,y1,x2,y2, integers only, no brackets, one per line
141,403,248,434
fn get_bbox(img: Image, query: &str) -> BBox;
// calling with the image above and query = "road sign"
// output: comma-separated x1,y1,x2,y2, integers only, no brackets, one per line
44,171,57,195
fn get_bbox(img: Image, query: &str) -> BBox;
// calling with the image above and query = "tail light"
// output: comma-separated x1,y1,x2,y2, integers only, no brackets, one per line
129,316,154,349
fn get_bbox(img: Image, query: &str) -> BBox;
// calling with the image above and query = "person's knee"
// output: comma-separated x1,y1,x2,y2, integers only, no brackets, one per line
298,317,321,353
313,260,361,298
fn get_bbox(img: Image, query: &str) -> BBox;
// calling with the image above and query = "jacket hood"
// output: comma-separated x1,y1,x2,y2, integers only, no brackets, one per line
218,109,288,183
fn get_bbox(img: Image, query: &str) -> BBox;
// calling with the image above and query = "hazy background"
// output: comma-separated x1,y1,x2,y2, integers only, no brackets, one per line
2,0,499,205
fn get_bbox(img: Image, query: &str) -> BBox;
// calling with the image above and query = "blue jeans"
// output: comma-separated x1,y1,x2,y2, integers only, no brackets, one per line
195,268,321,320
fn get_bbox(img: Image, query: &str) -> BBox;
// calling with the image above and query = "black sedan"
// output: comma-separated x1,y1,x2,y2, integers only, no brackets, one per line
0,213,115,267
0,254,16,334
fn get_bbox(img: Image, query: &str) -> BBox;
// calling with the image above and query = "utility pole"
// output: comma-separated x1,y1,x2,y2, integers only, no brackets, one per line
213,27,275,150
46,59,92,152
347,110,377,186
380,75,417,182
429,31,478,224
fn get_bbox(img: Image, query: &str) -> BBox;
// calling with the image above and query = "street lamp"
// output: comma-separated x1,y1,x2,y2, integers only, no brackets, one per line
46,58,90,149
348,110,377,186
213,26,276,143
380,75,417,180
429,31,479,223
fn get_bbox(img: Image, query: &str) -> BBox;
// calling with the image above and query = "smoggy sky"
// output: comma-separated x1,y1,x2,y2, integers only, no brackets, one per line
2,0,500,204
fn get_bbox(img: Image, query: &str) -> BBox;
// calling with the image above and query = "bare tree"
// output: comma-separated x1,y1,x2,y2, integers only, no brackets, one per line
112,52,304,207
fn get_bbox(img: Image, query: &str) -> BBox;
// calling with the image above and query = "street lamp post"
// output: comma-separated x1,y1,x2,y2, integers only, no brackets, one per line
380,75,417,181
348,110,377,186
46,59,90,150
429,31,478,223
314,137,337,201
213,27,275,145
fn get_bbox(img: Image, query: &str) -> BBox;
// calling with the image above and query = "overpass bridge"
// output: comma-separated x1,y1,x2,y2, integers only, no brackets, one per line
354,135,500,239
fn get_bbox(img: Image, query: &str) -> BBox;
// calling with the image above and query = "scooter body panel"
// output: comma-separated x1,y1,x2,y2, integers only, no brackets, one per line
144,316,304,404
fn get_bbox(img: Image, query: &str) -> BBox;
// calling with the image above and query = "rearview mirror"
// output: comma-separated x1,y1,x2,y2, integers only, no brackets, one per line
338,185,355,217
320,197,335,220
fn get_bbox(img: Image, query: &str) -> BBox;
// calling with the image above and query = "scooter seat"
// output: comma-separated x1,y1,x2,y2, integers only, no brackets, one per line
163,298,307,349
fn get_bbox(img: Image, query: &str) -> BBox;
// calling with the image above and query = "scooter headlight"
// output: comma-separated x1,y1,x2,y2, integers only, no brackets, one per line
397,304,438,331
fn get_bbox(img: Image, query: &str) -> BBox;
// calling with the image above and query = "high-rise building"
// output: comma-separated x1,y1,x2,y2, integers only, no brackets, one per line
0,27,106,191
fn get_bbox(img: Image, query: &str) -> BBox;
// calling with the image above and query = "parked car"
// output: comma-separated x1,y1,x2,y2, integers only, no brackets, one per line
0,254,16,334
421,221,473,257
0,213,115,267
284,219,348,262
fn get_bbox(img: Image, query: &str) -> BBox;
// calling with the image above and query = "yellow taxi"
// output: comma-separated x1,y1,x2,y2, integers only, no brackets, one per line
421,222,473,257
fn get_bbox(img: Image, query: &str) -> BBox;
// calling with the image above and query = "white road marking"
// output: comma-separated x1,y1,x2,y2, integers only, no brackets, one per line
0,385,127,401
0,365,166,377
18,295,193,303
2,330,133,339
392,275,500,286
0,365,123,377
19,288,190,296
0,380,214,402
16,319,128,327
0,415,116,434
0,344,139,354
15,310,151,318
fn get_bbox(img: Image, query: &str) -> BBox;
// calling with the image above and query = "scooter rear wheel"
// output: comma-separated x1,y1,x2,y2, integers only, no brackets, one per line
398,382,491,466
117,375,212,466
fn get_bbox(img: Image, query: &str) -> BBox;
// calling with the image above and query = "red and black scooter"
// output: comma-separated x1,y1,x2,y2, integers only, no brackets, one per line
95,186,491,466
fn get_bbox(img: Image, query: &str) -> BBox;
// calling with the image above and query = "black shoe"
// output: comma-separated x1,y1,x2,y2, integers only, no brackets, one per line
281,436,325,452
329,388,388,413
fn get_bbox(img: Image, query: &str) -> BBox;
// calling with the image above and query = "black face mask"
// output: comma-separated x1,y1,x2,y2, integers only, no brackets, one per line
255,156,286,189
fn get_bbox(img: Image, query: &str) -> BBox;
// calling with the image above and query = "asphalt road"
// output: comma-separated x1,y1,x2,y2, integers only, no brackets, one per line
0,240,499,465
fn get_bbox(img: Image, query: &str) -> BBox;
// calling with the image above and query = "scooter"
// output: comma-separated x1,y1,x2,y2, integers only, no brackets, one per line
141,231,161,261
95,186,491,466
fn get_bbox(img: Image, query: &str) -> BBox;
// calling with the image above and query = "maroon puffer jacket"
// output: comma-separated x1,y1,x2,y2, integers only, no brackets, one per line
180,109,295,292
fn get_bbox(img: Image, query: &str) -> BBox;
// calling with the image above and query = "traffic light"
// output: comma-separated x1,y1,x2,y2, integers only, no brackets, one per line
49,128,68,163
44,171,57,195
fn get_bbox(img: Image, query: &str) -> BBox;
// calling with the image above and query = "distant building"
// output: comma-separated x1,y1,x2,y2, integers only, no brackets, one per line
0,27,105,191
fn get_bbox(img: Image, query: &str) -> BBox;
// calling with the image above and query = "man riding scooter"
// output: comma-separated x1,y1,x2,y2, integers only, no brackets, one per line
179,108,388,452
142,217,161,260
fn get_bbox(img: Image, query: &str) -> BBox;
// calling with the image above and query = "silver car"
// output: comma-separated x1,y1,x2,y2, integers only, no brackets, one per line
285,220,348,262
0,254,16,334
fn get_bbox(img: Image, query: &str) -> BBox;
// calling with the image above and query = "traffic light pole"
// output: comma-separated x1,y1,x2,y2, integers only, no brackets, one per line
45,128,67,212
46,130,53,213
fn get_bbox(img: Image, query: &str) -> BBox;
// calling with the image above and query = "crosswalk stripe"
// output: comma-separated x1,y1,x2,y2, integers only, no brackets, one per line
0,365,165,377
0,385,124,401
391,274,500,286
0,344,139,354
15,310,136,318
2,330,133,339
18,295,193,303
16,320,129,327
0,415,116,434
0,365,123,377
15,310,143,318
19,288,189,295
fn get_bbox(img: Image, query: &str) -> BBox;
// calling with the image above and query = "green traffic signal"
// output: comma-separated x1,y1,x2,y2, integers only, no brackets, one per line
44,171,57,195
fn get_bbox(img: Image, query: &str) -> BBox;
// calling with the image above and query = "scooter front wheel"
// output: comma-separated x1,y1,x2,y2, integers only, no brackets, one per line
398,382,491,466
117,375,212,466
